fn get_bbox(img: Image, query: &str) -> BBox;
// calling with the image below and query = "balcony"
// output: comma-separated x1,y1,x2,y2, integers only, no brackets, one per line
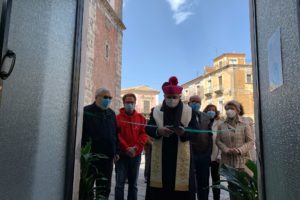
214,85,224,95
204,88,213,97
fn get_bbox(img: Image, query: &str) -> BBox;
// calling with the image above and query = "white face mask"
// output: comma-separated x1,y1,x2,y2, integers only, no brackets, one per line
226,109,236,119
165,98,180,108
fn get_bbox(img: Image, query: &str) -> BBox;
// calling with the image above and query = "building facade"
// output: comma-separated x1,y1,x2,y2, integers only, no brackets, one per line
182,53,254,119
121,86,160,118
84,0,125,111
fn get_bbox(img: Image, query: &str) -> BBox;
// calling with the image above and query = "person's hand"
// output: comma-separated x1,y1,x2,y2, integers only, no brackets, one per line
157,127,174,137
174,126,185,136
227,148,240,155
126,147,137,158
232,148,241,155
114,154,120,163
226,148,235,154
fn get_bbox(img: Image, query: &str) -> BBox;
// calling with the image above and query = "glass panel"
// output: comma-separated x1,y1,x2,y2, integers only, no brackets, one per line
0,0,77,199
0,79,2,106
0,1,3,106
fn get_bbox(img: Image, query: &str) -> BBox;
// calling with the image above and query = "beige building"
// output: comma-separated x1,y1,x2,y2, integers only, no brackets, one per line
182,53,254,119
121,86,160,118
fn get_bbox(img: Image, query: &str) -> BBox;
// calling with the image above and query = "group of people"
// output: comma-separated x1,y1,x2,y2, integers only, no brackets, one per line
81,76,255,200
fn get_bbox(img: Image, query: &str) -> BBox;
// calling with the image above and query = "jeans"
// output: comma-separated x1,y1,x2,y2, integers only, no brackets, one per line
115,155,141,200
193,152,211,200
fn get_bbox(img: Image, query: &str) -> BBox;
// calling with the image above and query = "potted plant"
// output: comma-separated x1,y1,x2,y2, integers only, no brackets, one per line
211,160,258,200
79,142,109,200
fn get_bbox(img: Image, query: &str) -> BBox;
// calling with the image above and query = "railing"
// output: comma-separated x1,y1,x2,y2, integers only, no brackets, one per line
214,85,224,94
204,88,213,96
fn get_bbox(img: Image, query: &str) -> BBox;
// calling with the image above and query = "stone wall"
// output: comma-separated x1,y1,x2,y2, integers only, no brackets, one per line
84,0,125,111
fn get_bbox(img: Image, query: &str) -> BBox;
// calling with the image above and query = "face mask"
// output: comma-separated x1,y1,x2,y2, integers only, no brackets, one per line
190,102,201,111
124,103,135,113
99,98,111,110
226,109,236,119
165,98,179,108
207,111,216,119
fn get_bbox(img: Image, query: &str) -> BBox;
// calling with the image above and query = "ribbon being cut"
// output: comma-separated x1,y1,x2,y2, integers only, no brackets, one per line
83,111,249,134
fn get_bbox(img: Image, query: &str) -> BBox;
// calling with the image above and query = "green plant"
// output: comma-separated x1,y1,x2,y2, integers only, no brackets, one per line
79,142,109,200
211,160,258,200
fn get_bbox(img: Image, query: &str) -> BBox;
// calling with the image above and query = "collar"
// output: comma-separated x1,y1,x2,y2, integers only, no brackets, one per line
225,115,243,123
92,102,107,112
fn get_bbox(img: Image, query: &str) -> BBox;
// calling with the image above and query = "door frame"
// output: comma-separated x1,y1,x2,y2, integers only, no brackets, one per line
249,0,266,199
64,0,84,199
63,1,268,199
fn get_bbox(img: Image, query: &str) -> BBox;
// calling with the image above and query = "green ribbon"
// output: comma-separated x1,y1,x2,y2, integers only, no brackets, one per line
84,111,242,134
121,121,234,133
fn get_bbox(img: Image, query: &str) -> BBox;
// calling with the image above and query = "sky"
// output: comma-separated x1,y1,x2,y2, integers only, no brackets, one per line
121,0,252,99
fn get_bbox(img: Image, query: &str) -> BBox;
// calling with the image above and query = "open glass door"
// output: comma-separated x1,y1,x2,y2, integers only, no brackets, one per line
0,1,2,105
0,0,15,106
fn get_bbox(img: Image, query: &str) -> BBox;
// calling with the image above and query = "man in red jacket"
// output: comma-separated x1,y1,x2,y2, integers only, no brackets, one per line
115,93,148,200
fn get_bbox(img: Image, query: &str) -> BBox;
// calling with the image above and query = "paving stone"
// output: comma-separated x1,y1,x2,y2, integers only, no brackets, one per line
109,155,230,200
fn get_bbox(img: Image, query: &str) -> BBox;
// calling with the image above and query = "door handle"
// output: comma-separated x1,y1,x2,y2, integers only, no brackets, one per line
0,0,15,80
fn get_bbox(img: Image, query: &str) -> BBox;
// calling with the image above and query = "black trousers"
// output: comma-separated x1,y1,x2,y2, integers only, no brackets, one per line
193,152,210,200
210,161,220,200
144,147,152,181
90,157,114,199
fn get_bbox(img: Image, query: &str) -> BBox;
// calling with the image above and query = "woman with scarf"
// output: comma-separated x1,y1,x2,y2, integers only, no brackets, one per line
145,76,196,200
216,100,254,200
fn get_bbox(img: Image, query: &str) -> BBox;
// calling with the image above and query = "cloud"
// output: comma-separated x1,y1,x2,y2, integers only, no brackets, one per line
166,0,187,12
173,11,193,25
166,0,194,25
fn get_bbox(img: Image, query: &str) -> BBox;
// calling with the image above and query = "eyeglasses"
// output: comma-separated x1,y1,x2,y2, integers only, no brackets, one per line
190,100,200,103
103,96,112,100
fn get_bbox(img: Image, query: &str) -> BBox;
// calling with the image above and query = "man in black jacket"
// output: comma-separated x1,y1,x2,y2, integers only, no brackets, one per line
188,95,212,200
82,87,119,199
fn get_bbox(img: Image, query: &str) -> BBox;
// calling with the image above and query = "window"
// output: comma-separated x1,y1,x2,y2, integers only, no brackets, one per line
143,100,150,114
219,61,222,67
208,80,212,88
105,44,109,59
218,76,222,88
229,59,237,64
246,74,252,83
196,85,201,96
218,100,224,113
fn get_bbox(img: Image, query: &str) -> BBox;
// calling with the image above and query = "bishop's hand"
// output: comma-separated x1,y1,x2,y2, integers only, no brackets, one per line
157,127,174,137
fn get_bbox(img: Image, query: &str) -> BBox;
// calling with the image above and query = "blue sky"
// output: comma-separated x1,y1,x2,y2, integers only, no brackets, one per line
121,0,251,97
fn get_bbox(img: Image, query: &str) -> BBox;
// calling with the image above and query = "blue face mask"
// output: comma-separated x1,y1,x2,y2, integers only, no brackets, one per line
99,98,111,109
124,103,135,113
207,111,216,119
190,102,201,111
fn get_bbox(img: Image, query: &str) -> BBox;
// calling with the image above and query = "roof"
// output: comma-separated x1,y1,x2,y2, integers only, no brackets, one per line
181,76,203,87
213,53,245,62
121,85,160,94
